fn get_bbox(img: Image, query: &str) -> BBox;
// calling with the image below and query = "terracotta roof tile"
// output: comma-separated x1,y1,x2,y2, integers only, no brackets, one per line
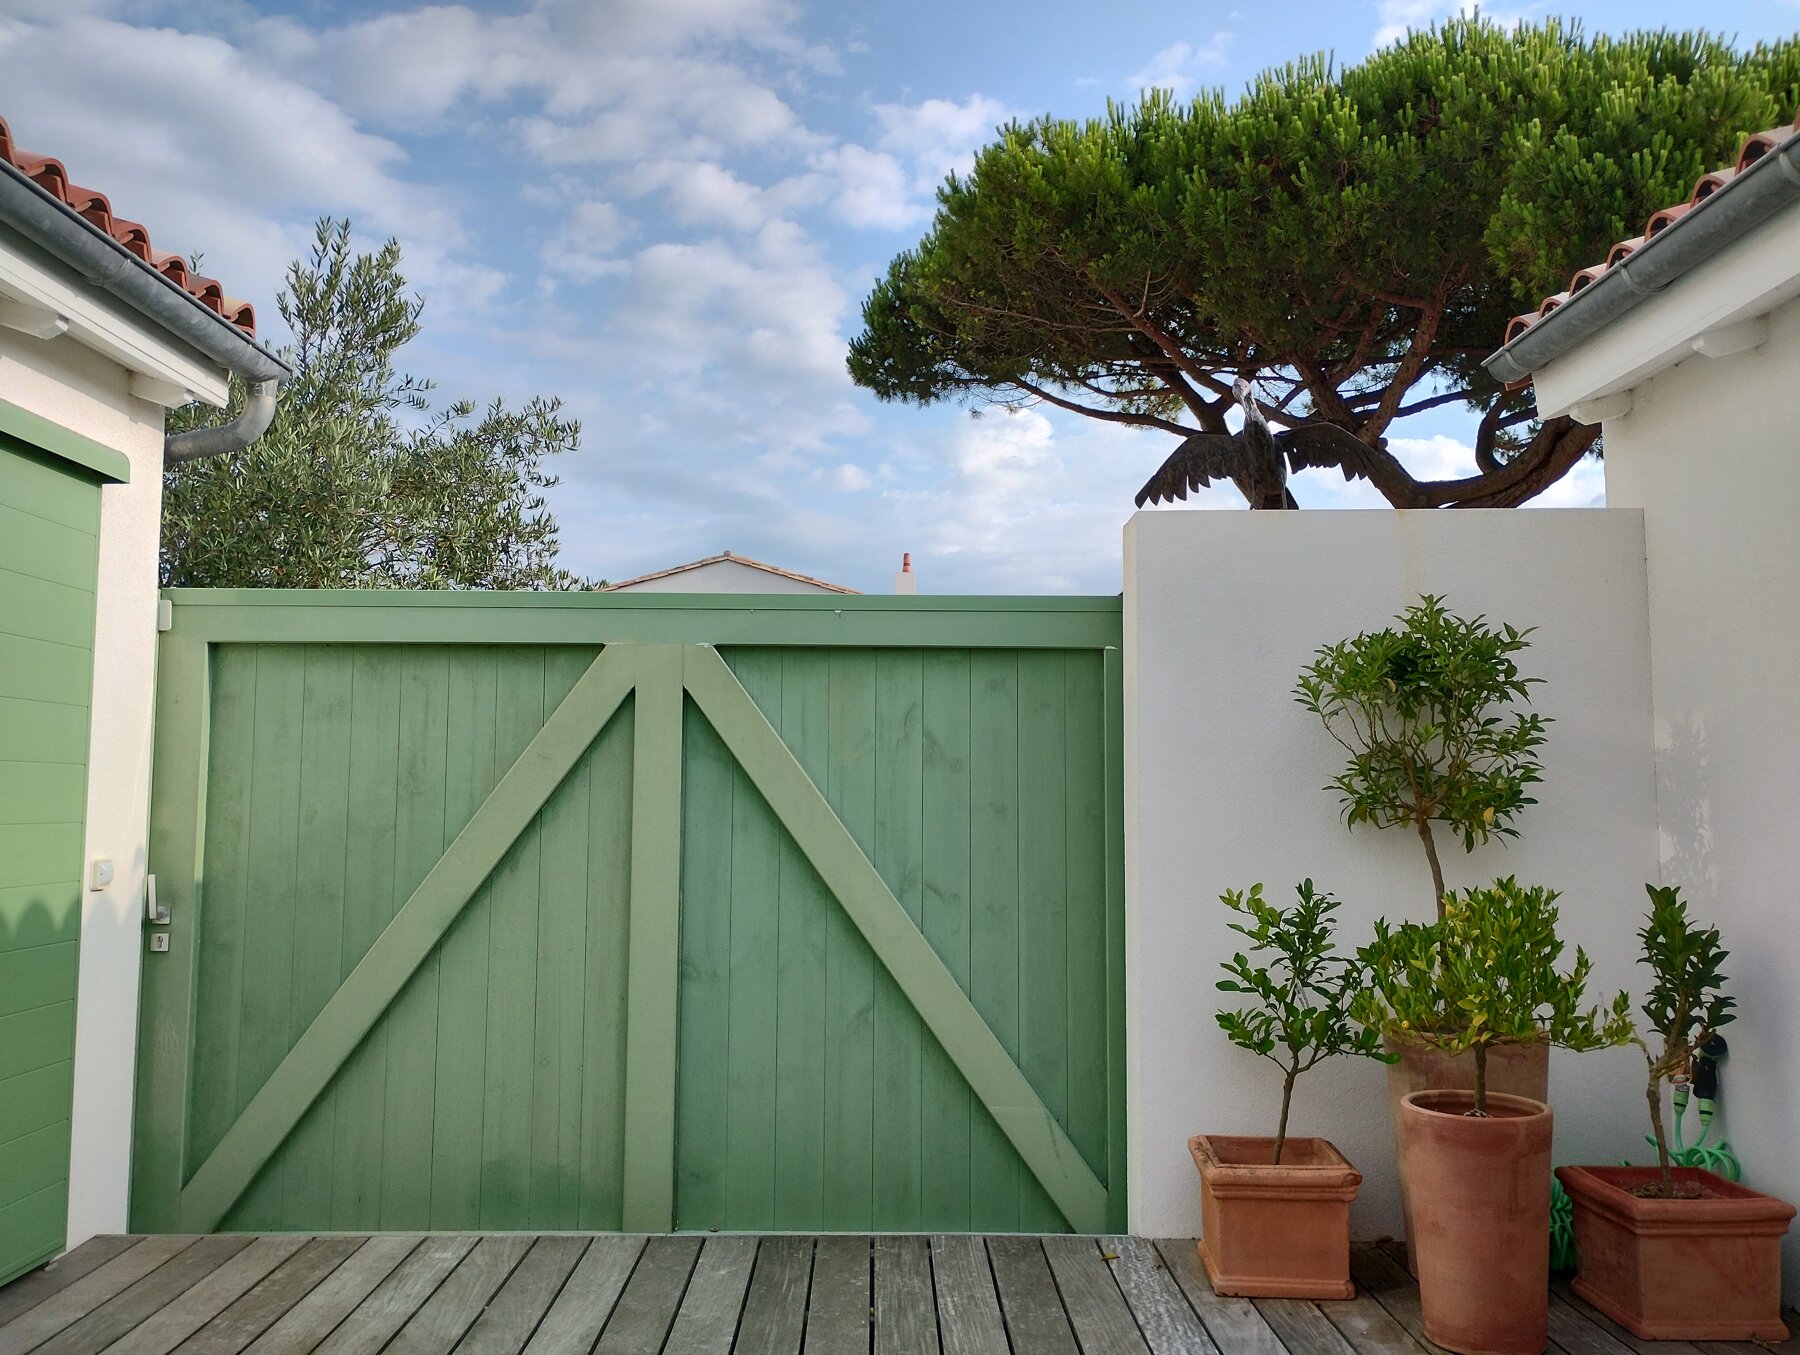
0,113,257,335
1501,113,1800,353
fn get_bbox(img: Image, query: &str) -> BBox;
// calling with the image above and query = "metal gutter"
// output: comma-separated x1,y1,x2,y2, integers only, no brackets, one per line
0,154,290,463
1484,129,1800,386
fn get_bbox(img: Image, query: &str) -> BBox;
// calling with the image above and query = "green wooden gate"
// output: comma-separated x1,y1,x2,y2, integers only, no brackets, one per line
0,420,116,1283
134,593,1125,1236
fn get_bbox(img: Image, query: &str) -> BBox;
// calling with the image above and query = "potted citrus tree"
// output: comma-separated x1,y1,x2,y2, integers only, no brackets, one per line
1358,879,1633,1355
1194,880,1390,1298
1296,595,1552,1260
1557,887,1795,1340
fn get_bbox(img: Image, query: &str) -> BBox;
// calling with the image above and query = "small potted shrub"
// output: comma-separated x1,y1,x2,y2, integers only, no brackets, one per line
1193,880,1390,1299
1297,595,1552,1259
1358,879,1633,1355
1557,887,1795,1341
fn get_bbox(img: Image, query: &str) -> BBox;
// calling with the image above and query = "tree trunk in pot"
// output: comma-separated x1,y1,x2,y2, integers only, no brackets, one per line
1402,1089,1553,1355
1386,1032,1549,1274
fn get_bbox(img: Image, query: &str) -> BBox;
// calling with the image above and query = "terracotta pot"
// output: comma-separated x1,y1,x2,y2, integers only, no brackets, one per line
1189,1135,1361,1299
1386,1031,1549,1273
1401,1090,1552,1355
1557,1164,1795,1341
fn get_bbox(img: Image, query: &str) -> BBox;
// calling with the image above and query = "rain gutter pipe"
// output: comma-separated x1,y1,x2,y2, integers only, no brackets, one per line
1484,129,1800,387
0,155,291,463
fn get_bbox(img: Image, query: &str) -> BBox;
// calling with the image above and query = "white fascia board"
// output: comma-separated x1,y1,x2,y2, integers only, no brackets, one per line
1530,210,1800,419
0,237,231,408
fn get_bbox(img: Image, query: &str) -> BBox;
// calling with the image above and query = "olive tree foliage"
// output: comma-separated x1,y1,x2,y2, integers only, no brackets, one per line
849,20,1800,508
162,219,589,589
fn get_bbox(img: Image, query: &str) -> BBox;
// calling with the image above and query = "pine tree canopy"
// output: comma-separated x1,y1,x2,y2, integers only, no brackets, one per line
848,19,1800,508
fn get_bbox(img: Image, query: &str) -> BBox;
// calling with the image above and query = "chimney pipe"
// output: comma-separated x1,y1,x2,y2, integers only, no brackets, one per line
894,552,917,596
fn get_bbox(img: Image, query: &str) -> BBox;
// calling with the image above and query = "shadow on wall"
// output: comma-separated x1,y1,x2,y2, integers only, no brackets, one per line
1657,713,1716,903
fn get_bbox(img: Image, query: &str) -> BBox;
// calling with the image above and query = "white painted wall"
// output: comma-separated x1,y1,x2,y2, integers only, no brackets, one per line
609,559,850,594
1122,508,1661,1241
1,328,166,1245
1599,290,1800,1296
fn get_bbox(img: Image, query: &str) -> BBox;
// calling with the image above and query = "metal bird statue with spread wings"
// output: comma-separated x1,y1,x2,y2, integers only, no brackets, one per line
1134,377,1380,510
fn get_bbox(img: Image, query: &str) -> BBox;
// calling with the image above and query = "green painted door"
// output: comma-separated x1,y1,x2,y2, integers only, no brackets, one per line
134,600,1124,1236
0,436,99,1284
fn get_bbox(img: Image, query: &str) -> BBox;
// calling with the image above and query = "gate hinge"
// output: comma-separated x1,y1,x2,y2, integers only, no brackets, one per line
156,598,173,632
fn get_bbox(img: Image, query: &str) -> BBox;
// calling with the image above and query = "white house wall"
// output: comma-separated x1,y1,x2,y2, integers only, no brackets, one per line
1,328,163,1246
1600,290,1800,1296
1122,508,1661,1240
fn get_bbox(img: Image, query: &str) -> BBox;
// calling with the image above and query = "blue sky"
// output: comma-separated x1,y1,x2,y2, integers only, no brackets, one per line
4,0,1797,592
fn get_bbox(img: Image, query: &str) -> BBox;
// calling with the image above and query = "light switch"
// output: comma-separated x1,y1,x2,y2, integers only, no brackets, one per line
90,858,114,891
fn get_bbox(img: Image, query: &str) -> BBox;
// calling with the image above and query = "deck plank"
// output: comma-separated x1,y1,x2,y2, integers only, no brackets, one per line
732,1237,812,1355
0,1237,143,1328
1316,1289,1431,1355
1153,1239,1286,1355
452,1236,588,1355
985,1236,1077,1355
873,1236,937,1355
1252,1299,1359,1355
801,1236,870,1355
1550,1282,1702,1355
30,1236,255,1355
243,1236,422,1355
928,1236,1005,1355
1548,1292,1646,1355
174,1238,368,1355
310,1235,477,1355
664,1236,757,1355
1105,1236,1218,1355
0,1236,199,1355
383,1235,534,1355
101,1236,310,1355
592,1235,700,1355
1043,1236,1149,1355
520,1236,644,1355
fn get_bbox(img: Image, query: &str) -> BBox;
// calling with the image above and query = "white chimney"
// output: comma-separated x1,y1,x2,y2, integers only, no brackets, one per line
894,552,917,595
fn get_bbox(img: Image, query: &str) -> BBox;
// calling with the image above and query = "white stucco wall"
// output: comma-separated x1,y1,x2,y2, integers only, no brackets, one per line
609,559,850,593
1,329,165,1245
1123,508,1661,1241
1599,290,1800,1296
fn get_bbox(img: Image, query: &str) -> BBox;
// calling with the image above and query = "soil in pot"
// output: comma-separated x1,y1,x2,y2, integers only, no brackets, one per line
1386,1031,1548,1274
1401,1089,1552,1355
1557,1164,1795,1341
1190,1135,1361,1300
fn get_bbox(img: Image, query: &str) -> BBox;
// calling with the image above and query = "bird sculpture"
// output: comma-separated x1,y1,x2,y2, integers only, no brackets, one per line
1134,377,1378,510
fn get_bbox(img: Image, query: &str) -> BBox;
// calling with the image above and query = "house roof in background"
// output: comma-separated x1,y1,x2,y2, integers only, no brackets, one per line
1487,111,1800,385
606,551,860,593
0,113,258,336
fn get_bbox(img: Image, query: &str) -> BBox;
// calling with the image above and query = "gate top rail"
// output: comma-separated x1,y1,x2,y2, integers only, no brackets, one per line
157,589,1124,650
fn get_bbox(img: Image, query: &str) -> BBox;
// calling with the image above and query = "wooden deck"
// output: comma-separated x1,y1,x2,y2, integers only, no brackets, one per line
0,1234,1789,1355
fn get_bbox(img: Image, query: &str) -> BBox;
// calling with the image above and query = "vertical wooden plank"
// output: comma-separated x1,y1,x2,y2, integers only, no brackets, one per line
379,648,451,1230
663,1235,758,1355
1042,1235,1151,1355
725,650,783,1230
1016,649,1070,1232
231,646,308,1229
623,646,683,1231
430,649,497,1228
773,652,830,1227
985,1237,1079,1355
482,647,547,1229
520,1235,642,1355
133,628,210,1230
453,1236,589,1355
1102,646,1129,1232
381,1233,534,1355
242,1235,421,1355
802,1236,871,1355
873,1235,938,1355
931,1235,1007,1355
733,1236,814,1355
1155,1239,1287,1355
531,648,598,1229
674,693,732,1232
1063,651,1109,1178
1106,1235,1220,1355
920,649,974,1231
968,651,1022,1231
592,1234,701,1355
280,650,353,1228
329,650,402,1230
872,649,924,1230
174,1236,367,1355
579,700,634,1231
820,651,876,1231
308,1235,477,1355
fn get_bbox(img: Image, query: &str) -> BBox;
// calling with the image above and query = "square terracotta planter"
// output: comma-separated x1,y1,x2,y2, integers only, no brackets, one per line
1190,1134,1361,1299
1557,1165,1796,1341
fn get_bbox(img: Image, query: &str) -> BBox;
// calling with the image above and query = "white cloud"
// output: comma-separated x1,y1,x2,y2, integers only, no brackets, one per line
812,93,1014,232
824,463,873,491
539,201,635,282
1126,34,1234,97
1371,0,1532,49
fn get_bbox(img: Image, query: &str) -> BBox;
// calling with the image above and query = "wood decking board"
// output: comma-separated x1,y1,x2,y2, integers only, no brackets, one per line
0,1235,1791,1354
